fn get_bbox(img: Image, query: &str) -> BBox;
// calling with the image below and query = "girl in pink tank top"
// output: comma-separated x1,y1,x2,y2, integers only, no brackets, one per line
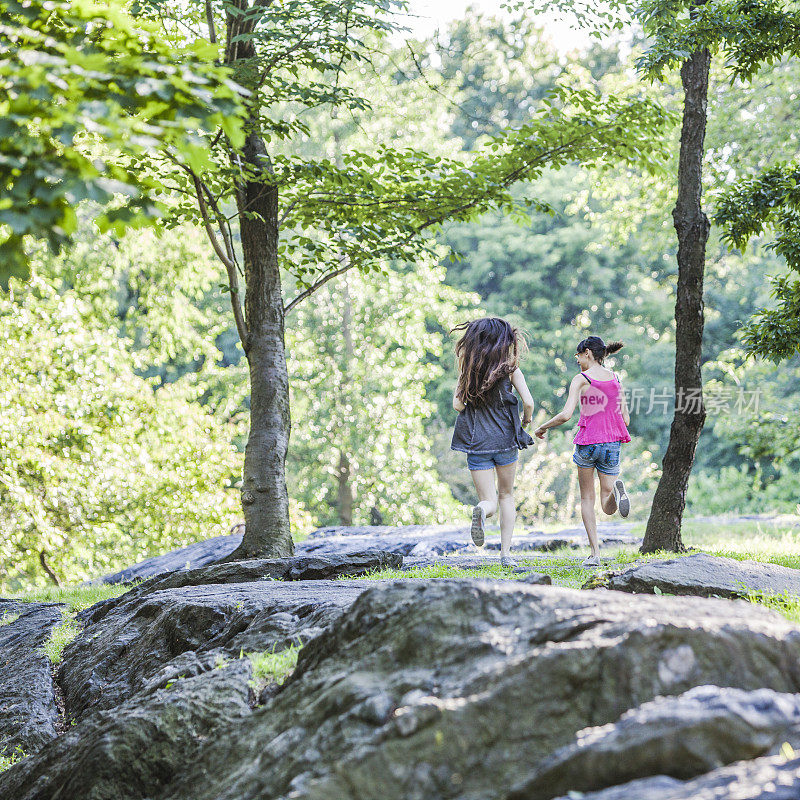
534,336,631,567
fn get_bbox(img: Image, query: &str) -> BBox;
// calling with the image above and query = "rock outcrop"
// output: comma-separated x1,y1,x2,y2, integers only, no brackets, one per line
508,685,800,799
597,552,800,598
5,571,800,800
62,577,375,721
301,523,640,558
0,660,252,800
550,753,800,800
0,601,64,757
98,524,639,584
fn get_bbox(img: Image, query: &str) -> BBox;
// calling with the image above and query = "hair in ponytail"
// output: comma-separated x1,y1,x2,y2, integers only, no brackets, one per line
576,335,624,364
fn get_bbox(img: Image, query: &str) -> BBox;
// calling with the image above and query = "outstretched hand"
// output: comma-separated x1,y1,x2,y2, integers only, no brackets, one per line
534,426,547,439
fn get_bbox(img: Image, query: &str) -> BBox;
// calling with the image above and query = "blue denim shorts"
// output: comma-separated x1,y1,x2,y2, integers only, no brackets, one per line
573,441,621,475
467,448,518,471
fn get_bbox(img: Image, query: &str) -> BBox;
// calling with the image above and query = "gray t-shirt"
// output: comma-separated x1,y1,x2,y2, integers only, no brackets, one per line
451,375,534,455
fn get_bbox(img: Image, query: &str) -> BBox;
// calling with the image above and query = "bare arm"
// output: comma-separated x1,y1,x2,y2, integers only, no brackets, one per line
510,367,535,426
453,374,466,412
618,380,631,426
535,375,585,438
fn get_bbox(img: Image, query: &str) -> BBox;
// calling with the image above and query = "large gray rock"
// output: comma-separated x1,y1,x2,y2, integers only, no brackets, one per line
97,523,639,585
0,659,252,800
509,685,800,799
99,531,243,584
99,543,399,586
0,601,64,757
551,753,800,800
61,578,374,722
85,550,401,623
601,552,800,598
153,581,800,800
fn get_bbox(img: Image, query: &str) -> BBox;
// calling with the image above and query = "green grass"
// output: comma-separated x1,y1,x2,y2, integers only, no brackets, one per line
247,643,303,692
0,612,21,626
745,590,800,624
343,516,800,623
42,616,82,664
345,547,664,589
12,582,135,613
0,746,26,773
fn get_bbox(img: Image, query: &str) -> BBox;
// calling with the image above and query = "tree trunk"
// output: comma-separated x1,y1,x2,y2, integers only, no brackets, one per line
227,131,294,559
337,450,353,525
641,47,710,554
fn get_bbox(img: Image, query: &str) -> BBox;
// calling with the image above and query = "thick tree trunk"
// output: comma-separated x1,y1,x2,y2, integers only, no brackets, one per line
228,131,294,559
641,48,710,553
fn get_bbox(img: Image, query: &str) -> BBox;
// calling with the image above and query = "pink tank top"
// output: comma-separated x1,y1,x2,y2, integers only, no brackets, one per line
573,374,631,445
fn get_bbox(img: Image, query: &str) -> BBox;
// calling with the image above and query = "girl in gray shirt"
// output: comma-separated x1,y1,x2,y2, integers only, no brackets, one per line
451,318,535,567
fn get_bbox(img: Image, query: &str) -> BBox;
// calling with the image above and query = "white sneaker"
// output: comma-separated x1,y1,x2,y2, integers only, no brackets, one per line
613,479,630,518
470,505,485,547
581,555,601,568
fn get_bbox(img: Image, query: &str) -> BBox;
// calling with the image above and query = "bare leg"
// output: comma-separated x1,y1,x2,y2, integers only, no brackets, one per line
495,460,518,558
599,471,618,515
577,466,600,557
470,468,498,519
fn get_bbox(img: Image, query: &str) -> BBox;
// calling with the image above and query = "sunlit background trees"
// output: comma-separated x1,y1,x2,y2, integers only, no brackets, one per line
3,1,799,589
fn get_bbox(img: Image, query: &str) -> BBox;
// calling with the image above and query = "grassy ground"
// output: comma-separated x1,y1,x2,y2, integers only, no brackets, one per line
346,516,800,621
11,582,135,612
7,517,800,621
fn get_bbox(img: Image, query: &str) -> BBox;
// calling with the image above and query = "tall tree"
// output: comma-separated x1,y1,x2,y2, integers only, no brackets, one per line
636,0,800,551
642,42,710,553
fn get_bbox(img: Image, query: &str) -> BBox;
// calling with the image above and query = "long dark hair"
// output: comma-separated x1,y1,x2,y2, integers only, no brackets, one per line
452,317,525,405
576,335,624,364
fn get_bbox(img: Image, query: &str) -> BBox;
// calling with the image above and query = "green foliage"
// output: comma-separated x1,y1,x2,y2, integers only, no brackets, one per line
424,12,566,150
687,465,800,515
286,261,471,525
275,86,674,291
33,212,246,399
715,162,800,360
144,0,674,306
0,0,245,288
635,0,800,80
0,278,240,592
42,615,81,664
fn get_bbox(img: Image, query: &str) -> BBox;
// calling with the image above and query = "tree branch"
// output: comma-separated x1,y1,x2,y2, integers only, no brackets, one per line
165,151,250,350
39,550,61,586
284,262,353,315
192,173,250,350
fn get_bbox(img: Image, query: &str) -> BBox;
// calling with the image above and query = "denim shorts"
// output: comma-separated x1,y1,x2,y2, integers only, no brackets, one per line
573,441,621,475
467,448,518,471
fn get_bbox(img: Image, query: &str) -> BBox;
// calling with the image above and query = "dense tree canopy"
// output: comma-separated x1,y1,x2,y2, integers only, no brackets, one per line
0,0,244,288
